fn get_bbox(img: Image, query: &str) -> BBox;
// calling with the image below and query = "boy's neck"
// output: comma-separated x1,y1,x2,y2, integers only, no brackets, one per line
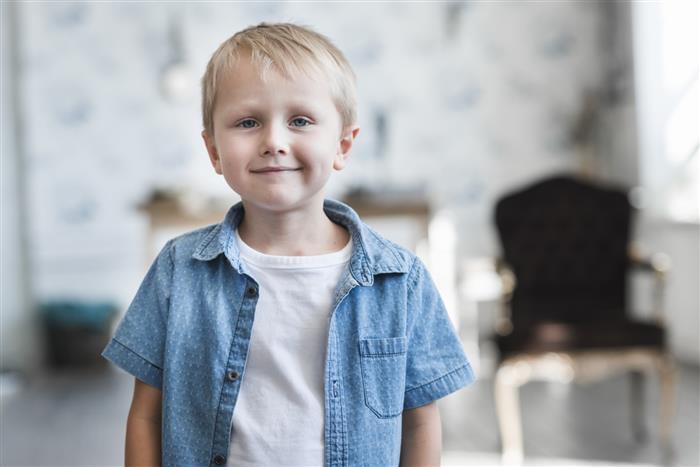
237,201,350,256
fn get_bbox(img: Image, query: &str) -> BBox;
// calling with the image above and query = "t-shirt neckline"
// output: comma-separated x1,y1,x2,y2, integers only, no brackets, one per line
235,229,353,269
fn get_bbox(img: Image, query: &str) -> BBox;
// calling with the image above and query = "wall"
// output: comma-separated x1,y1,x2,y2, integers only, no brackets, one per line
632,220,700,364
16,1,604,279
627,1,699,364
5,2,695,370
1,2,43,372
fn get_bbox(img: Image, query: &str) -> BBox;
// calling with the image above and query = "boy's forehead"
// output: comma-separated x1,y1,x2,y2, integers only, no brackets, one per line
217,59,333,102
225,54,325,87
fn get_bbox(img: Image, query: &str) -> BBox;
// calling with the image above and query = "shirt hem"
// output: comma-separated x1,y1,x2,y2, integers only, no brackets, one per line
102,339,163,389
403,363,475,410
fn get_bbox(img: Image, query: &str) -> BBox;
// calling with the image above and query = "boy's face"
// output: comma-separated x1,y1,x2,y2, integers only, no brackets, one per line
202,54,359,214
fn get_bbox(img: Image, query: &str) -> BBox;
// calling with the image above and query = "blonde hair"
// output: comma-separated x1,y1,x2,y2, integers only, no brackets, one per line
201,22,357,135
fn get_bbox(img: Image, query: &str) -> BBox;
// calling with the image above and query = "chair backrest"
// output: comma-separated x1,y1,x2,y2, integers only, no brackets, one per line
494,175,631,327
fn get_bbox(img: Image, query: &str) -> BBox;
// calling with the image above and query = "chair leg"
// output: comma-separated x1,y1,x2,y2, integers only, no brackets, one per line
629,370,647,442
494,365,524,465
657,353,676,463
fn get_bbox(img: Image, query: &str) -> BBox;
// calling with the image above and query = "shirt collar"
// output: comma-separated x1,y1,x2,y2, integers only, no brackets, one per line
192,199,412,285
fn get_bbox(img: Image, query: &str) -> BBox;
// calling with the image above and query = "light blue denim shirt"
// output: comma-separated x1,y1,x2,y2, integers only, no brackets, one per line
102,199,475,467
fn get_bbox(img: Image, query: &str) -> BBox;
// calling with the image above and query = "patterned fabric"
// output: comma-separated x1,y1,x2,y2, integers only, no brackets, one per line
495,175,631,326
102,198,475,467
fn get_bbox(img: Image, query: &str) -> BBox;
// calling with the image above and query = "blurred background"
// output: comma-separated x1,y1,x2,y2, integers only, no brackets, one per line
1,1,697,466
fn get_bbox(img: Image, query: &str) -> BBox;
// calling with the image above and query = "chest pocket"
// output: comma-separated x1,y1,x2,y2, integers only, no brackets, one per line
359,336,408,419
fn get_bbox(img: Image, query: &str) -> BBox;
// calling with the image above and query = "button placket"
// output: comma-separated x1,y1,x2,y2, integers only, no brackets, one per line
209,277,259,467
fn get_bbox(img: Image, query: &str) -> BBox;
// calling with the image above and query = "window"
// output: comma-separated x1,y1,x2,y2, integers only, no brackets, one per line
632,0,698,222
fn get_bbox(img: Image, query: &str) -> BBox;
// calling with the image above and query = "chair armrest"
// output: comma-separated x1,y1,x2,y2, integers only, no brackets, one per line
495,258,516,335
629,245,671,276
628,245,672,325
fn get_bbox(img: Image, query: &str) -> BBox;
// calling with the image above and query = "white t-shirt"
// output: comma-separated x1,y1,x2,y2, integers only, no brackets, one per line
227,231,352,467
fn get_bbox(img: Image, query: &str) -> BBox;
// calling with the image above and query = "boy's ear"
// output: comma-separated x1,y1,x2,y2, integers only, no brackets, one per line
202,130,223,174
333,125,360,171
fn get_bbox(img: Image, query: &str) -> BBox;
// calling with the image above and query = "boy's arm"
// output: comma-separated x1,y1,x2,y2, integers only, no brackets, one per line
399,401,442,467
126,378,162,467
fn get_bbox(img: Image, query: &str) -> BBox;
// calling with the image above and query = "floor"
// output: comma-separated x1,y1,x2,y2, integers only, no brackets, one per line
440,363,699,466
0,362,698,466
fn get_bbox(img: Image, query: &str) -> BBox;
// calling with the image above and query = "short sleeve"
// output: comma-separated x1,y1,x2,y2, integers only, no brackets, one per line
101,240,174,389
403,257,476,409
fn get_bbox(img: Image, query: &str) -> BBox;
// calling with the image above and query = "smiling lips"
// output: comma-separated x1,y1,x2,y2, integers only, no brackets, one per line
250,167,302,173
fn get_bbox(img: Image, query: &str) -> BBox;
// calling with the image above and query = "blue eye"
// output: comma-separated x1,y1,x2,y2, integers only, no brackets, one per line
236,119,258,129
290,117,311,127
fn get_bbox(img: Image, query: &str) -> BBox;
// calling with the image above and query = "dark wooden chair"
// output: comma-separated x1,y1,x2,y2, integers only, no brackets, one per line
492,175,675,463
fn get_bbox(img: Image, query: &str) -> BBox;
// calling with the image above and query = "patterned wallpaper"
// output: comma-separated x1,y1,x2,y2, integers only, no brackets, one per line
17,1,615,303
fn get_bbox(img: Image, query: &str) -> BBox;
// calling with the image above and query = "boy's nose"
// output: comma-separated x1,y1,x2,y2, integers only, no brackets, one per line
259,122,290,157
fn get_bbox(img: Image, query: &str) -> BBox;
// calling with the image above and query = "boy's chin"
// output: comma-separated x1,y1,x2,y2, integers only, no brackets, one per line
241,194,326,214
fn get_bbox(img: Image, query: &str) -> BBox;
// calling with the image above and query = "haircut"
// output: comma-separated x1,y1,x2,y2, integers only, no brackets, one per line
201,22,357,135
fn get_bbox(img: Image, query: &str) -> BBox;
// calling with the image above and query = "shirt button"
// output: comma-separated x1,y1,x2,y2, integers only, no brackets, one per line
245,286,257,297
213,454,226,465
227,370,240,381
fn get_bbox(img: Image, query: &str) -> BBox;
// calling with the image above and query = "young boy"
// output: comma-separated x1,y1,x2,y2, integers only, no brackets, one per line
102,22,474,467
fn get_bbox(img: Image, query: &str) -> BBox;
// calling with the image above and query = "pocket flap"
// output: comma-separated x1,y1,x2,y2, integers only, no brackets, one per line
359,336,407,357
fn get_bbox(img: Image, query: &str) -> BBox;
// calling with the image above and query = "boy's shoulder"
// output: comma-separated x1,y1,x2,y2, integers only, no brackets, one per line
159,222,223,263
323,198,418,275
355,220,416,271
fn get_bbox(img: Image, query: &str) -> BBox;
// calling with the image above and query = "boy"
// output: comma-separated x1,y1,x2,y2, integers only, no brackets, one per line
103,23,474,467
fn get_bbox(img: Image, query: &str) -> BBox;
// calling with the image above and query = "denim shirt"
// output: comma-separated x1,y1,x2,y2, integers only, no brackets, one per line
102,199,475,467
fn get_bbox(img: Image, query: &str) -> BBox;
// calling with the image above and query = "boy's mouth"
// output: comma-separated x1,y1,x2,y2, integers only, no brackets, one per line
250,167,303,173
